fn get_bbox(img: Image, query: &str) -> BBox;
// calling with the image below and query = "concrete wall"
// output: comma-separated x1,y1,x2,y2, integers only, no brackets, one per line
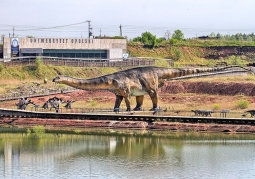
3,37,127,59
109,49,124,59
3,38,11,58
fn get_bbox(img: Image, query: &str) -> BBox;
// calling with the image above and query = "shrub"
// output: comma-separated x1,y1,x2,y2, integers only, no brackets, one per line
212,104,220,110
32,125,45,138
236,100,249,109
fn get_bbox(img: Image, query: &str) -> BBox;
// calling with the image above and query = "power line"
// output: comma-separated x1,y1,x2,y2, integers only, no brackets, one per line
15,21,88,31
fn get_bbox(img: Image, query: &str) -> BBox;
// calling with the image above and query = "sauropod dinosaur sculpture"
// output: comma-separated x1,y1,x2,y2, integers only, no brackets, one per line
52,65,246,111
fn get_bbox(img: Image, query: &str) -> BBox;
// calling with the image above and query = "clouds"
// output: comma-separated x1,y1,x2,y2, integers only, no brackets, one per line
0,0,255,38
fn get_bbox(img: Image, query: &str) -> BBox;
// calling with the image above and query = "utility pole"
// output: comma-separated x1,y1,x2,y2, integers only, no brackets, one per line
99,28,102,37
86,20,93,39
9,27,17,38
12,27,15,38
119,24,122,37
0,35,4,44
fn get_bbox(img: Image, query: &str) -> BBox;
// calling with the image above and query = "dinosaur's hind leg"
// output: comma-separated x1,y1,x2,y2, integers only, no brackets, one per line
124,97,131,111
133,96,144,111
148,91,159,111
113,95,124,112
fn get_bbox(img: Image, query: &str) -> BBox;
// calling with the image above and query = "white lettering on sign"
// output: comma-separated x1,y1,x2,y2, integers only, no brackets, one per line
29,38,93,44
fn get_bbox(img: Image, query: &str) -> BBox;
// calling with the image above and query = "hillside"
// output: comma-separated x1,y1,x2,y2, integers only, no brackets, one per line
127,44,255,66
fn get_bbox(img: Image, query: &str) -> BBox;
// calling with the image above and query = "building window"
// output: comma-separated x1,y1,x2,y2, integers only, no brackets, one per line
42,49,107,59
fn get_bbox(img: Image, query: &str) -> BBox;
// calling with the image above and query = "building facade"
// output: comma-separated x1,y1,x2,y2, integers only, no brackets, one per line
3,37,127,59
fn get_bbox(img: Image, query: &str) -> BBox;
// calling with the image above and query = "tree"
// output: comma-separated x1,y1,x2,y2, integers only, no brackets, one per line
209,32,216,38
141,31,156,47
216,33,222,39
164,30,171,40
172,30,184,40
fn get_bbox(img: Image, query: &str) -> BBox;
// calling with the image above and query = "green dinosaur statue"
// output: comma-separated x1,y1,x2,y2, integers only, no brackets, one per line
52,65,245,111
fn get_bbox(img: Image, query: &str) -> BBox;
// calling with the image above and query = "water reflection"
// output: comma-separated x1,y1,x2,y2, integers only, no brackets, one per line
0,129,255,179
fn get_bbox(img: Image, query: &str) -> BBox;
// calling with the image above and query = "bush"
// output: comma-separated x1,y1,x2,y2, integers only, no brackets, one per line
32,125,45,137
169,38,178,45
213,104,220,110
236,100,249,109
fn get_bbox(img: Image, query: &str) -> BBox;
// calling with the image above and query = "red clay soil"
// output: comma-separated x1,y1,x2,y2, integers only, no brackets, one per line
162,81,255,96
2,81,255,133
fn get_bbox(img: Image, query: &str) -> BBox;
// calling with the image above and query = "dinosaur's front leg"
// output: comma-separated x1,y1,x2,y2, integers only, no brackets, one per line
114,95,123,112
133,95,144,111
149,91,159,111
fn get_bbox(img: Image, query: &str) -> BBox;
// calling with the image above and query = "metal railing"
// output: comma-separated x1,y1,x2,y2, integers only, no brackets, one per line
0,87,77,101
1,105,252,120
0,56,155,67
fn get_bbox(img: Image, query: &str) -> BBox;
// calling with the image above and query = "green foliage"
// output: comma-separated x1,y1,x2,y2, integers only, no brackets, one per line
0,63,4,72
141,31,157,47
156,37,166,44
74,129,81,133
172,30,184,40
170,47,183,61
130,31,255,48
225,56,247,66
32,125,45,138
236,100,249,109
154,59,170,67
111,36,125,39
26,128,31,134
169,38,178,45
33,125,45,133
35,58,43,68
132,36,142,42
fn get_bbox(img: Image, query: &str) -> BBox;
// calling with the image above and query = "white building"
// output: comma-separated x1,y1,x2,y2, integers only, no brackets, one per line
3,37,127,59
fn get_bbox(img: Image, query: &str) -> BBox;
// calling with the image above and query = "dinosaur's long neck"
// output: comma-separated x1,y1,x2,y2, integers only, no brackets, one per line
59,76,112,90
159,66,237,79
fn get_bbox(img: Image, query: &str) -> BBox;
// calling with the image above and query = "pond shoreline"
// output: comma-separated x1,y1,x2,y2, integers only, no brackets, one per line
1,117,255,134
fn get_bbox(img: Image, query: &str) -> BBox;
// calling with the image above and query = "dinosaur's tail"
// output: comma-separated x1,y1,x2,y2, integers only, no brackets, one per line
167,65,249,80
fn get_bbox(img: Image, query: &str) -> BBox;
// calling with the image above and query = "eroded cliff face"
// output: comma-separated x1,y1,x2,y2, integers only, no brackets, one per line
205,46,255,59
162,81,255,96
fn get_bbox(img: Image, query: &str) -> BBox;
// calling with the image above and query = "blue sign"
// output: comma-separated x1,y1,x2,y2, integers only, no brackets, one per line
11,38,19,57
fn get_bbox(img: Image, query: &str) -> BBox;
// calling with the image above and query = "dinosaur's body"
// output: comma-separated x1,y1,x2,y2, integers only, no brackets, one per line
52,66,244,111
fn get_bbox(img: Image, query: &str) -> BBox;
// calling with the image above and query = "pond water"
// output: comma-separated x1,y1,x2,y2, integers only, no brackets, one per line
0,128,255,179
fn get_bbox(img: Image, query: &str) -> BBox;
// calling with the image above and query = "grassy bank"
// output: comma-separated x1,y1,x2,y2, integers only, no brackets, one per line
127,44,250,67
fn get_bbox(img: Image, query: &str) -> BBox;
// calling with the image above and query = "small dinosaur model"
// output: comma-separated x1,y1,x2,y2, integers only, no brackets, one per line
52,65,245,111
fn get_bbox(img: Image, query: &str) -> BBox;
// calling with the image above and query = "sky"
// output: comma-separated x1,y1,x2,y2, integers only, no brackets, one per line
1,0,255,39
